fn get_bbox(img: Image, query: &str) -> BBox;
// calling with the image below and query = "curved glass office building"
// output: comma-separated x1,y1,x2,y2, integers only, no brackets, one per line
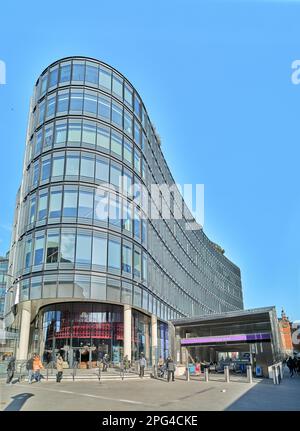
5,57,243,366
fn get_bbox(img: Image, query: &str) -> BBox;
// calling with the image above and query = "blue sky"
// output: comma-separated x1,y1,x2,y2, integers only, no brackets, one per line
0,0,299,320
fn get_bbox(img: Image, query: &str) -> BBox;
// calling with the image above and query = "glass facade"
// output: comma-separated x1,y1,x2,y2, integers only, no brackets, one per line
5,57,243,363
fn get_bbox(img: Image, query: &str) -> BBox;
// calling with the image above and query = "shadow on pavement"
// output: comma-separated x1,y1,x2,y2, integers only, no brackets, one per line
4,393,34,411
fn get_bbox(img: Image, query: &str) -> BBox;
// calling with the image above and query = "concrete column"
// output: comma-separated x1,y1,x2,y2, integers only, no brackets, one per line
17,305,31,360
151,315,158,366
123,305,132,362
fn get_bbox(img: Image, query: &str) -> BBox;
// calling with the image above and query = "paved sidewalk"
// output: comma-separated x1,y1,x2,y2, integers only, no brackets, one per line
0,368,299,411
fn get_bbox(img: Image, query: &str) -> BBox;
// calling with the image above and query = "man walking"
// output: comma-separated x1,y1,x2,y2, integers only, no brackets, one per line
139,353,146,378
6,355,16,385
26,354,34,384
166,356,175,382
287,356,295,377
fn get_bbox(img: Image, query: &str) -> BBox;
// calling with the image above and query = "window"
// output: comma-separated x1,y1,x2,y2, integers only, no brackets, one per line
38,191,48,221
134,121,141,146
82,122,96,146
40,74,48,96
60,230,75,263
112,75,123,98
57,91,69,113
121,281,132,304
57,275,73,297
76,232,92,265
107,278,120,302
92,235,107,267
98,95,110,120
34,131,43,156
24,237,32,269
78,189,93,219
142,219,147,244
52,153,65,177
41,157,51,181
21,279,30,301
91,276,106,300
123,170,132,197
110,163,122,188
70,90,83,112
46,231,59,263
54,122,67,145
94,189,108,222
111,101,122,127
122,243,132,274
46,94,56,118
29,195,36,224
63,189,78,217
34,232,45,265
133,285,142,308
96,125,110,150
83,91,97,115
66,153,79,176
68,121,82,144
134,149,141,174
124,139,132,165
134,248,141,278
49,67,58,87
124,110,133,136
74,274,90,298
49,188,62,218
108,237,121,270
142,253,147,282
85,62,99,85
38,100,45,124
80,154,95,178
44,124,53,149
43,275,57,298
31,277,42,300
99,66,111,90
134,207,141,239
122,200,132,232
124,84,133,107
134,94,141,118
109,194,121,226
59,63,71,83
95,157,109,182
72,62,85,81
111,131,122,156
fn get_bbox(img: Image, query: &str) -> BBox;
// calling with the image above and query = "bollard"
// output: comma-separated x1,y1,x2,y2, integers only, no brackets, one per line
246,365,253,383
204,367,209,382
186,366,190,381
272,365,277,385
224,366,230,383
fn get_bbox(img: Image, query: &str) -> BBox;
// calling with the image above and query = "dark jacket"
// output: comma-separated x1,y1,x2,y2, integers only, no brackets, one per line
26,358,34,371
7,357,16,372
166,359,175,371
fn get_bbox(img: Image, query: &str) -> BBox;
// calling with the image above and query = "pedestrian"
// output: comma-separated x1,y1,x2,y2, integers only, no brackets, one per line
139,353,146,378
26,354,35,384
157,357,165,378
33,354,44,382
56,354,64,382
287,356,294,377
6,355,16,385
102,354,108,372
166,356,175,382
123,355,130,372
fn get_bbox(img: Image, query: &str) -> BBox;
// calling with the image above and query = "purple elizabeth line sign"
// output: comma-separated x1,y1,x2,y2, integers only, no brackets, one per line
181,332,272,345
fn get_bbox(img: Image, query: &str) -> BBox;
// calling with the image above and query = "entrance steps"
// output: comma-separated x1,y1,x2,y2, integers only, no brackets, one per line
43,368,152,381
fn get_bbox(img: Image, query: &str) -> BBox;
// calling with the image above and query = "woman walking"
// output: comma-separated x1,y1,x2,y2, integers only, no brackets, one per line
56,354,64,383
33,354,44,382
